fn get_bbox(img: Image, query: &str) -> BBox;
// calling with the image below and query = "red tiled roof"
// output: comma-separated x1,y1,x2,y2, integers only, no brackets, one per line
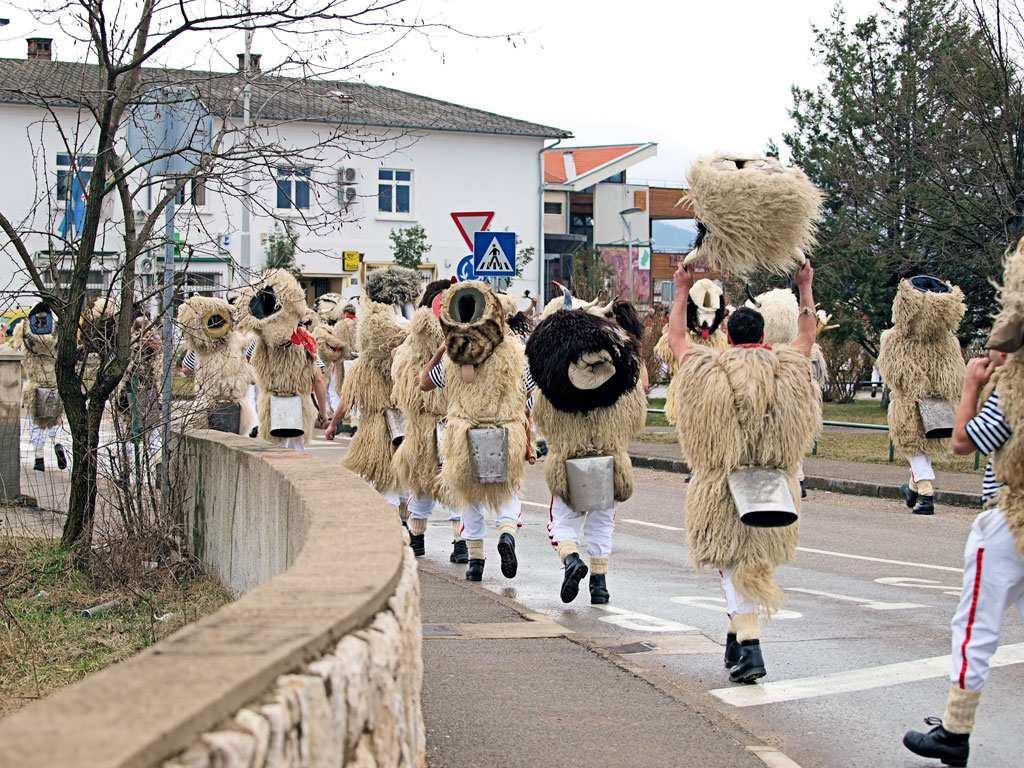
544,144,641,183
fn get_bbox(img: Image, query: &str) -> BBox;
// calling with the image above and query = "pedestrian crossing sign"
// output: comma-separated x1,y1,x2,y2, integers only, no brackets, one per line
473,231,517,277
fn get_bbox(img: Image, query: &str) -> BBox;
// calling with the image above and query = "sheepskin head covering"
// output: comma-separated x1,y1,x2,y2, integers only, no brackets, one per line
988,239,1024,353
236,268,308,347
440,280,506,365
366,266,421,306
526,308,640,412
745,287,799,345
27,300,55,338
540,281,602,320
313,292,344,323
177,295,234,352
420,278,454,309
687,279,726,340
682,154,822,277
314,316,354,364
300,307,319,333
891,277,966,340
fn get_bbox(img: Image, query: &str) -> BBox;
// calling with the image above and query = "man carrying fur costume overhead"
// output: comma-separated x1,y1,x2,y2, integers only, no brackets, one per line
390,278,466,564
327,267,419,514
237,268,328,450
876,275,966,516
420,280,535,582
902,240,1024,768
526,291,646,604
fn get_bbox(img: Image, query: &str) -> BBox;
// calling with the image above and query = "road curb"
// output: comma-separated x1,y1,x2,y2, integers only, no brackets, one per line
629,454,980,509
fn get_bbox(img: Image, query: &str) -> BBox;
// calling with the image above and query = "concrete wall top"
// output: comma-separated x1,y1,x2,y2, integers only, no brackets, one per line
0,430,403,768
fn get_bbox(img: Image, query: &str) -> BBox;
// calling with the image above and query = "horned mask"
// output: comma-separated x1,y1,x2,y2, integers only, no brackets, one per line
440,280,506,368
687,278,726,340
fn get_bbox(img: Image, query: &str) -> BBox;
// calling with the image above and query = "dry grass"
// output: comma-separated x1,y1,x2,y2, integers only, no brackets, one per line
0,537,230,718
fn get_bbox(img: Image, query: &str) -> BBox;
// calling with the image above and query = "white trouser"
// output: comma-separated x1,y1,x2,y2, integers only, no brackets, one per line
327,373,341,413
407,493,461,522
382,489,409,509
949,507,1024,692
720,568,759,616
909,454,936,482
459,494,521,541
282,436,304,452
546,496,614,558
248,384,258,417
29,420,61,455
796,461,805,482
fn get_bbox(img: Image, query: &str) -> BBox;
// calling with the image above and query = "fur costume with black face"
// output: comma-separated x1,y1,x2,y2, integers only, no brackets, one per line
527,301,647,505
178,295,256,435
683,154,822,277
17,302,62,427
687,279,727,343
236,268,317,446
875,277,966,460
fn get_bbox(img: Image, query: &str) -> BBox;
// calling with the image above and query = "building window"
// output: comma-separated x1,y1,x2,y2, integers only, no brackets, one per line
276,167,311,210
175,178,207,207
56,153,95,202
544,201,563,215
377,169,412,214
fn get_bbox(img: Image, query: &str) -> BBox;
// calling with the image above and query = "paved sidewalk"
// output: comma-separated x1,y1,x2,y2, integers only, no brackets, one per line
629,440,983,508
419,562,766,768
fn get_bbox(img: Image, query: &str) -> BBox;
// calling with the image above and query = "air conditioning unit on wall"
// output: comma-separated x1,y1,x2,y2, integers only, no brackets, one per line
337,166,358,208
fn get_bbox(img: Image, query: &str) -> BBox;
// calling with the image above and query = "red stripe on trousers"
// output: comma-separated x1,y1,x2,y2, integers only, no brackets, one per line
958,547,986,689
547,496,558,548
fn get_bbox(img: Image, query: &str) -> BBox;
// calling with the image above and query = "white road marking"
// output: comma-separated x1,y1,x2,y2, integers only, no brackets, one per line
747,746,804,768
594,605,698,633
796,546,962,574
621,518,684,531
710,642,1024,708
875,576,962,596
785,587,927,611
670,595,802,620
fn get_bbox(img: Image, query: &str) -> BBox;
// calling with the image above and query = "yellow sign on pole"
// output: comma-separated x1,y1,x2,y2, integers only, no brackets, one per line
342,251,361,272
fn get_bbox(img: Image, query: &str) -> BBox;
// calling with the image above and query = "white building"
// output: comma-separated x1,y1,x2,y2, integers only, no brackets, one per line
0,40,572,309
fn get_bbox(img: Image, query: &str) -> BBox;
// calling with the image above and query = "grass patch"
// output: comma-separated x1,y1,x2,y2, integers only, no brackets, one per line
821,399,889,425
0,538,230,717
646,397,669,428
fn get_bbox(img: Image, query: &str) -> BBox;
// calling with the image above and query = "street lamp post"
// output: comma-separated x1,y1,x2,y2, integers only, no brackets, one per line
619,206,642,302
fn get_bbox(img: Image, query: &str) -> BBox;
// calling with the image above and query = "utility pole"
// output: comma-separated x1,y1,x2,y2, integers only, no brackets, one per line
159,179,177,493
239,1,253,276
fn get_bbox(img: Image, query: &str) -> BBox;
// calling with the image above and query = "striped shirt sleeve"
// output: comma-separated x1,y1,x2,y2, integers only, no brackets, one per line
965,391,1012,456
428,360,446,390
244,338,257,361
315,355,326,371
181,349,196,373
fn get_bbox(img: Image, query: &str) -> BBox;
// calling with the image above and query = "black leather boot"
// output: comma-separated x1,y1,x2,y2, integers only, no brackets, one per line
800,480,807,499
914,495,936,516
54,443,67,470
589,573,609,604
729,639,767,684
465,558,485,582
724,632,741,669
903,718,970,767
900,483,919,509
33,457,44,472
450,540,469,564
497,532,518,578
408,533,425,557
560,553,589,603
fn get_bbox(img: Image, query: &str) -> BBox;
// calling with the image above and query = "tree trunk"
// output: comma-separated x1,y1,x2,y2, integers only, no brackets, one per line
60,395,104,561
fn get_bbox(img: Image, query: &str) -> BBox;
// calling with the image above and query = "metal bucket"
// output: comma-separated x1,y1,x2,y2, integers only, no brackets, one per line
918,397,955,439
385,408,406,447
435,420,447,465
727,468,798,528
269,394,304,438
566,455,615,512
468,426,508,484
208,402,241,434
34,387,62,420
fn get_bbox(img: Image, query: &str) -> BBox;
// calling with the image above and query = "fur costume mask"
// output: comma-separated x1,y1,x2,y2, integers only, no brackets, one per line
237,269,308,348
687,279,726,341
176,296,235,354
746,287,799,345
366,266,421,307
314,292,344,324
440,281,507,366
682,154,822,276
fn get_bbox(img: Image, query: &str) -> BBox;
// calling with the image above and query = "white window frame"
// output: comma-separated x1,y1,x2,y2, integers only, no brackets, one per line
276,166,312,211
377,168,413,217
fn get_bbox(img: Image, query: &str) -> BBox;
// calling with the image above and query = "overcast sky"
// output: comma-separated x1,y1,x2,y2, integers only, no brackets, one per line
0,0,882,181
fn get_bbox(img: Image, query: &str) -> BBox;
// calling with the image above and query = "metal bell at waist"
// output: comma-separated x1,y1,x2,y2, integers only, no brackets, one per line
917,396,955,439
33,387,62,420
385,409,406,447
565,455,615,512
727,467,798,528
208,402,241,434
269,394,304,438
467,426,508,484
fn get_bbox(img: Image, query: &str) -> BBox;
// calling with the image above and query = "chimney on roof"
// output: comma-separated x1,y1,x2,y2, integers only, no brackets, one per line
237,53,261,73
27,38,53,61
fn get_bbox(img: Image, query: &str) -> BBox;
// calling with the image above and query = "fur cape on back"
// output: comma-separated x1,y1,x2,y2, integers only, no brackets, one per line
876,279,966,459
654,319,727,427
669,345,821,612
16,311,61,427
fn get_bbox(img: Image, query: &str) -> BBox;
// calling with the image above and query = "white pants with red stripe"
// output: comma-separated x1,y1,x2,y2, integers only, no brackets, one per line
546,496,614,557
950,506,1024,691
407,494,461,522
909,454,936,482
720,568,759,616
458,494,521,540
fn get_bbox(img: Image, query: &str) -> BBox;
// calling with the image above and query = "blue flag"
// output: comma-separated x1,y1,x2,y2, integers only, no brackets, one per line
59,173,87,239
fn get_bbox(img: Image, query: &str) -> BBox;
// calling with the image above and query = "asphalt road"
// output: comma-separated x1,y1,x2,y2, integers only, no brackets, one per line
312,434,1023,768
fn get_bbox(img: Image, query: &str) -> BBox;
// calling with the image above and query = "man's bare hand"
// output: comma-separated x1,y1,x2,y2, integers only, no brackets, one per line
795,258,814,290
673,263,695,296
325,421,338,441
965,356,996,389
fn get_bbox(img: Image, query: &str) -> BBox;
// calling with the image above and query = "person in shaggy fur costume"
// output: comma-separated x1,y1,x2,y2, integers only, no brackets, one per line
527,293,646,604
328,267,419,512
17,302,67,472
667,261,821,684
876,276,966,516
178,295,256,436
391,278,466,563
902,242,1024,767
420,279,533,582
312,292,355,414
236,268,324,450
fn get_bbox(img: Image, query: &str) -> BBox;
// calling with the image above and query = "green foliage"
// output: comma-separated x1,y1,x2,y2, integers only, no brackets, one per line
265,221,302,277
516,244,534,278
570,249,613,301
388,224,432,269
783,0,1020,355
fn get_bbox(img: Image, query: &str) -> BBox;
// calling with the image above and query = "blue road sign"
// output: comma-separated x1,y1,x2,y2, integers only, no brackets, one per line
457,254,476,281
473,231,516,277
